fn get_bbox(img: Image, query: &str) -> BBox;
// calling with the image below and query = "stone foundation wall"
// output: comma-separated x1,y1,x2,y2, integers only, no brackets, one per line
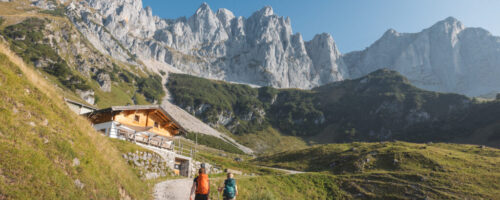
123,143,222,178
122,151,174,179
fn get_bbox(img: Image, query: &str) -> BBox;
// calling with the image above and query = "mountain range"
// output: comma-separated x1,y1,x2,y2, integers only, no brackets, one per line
9,0,499,150
1,1,500,198
65,0,500,97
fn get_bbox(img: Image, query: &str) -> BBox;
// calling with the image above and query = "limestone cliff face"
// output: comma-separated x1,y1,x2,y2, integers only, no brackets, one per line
65,0,500,96
344,17,500,96
66,1,346,89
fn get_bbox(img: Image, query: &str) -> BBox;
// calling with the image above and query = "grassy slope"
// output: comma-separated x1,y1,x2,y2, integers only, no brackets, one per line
0,43,152,199
167,136,284,176
226,127,308,155
0,2,164,108
209,173,348,200
184,132,245,154
254,142,500,199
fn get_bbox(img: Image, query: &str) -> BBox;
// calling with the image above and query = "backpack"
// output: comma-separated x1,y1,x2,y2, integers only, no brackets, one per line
196,174,210,195
223,178,236,198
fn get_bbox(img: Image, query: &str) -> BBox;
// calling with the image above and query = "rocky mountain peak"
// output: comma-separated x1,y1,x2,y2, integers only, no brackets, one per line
311,33,335,45
307,33,341,56
216,8,235,27
305,32,346,83
195,2,213,15
382,28,399,38
191,2,217,22
144,6,153,16
442,16,461,25
185,2,227,44
255,6,274,17
344,16,500,96
429,16,465,34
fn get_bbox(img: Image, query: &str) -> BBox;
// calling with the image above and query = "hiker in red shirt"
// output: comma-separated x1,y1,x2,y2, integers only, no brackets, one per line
190,168,210,200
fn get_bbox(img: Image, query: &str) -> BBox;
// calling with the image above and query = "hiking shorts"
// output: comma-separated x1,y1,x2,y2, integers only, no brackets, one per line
223,197,236,200
195,194,209,200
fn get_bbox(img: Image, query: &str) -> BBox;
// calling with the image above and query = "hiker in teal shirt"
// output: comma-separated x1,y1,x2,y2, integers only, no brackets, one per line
218,173,238,200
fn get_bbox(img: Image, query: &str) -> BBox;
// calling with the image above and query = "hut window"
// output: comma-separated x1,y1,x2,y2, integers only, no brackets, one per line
154,122,159,128
134,115,140,122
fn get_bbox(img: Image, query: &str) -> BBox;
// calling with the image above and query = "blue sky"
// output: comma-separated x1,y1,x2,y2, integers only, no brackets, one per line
142,0,500,53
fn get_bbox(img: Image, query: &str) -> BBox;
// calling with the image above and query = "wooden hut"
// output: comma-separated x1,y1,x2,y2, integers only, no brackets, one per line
84,105,186,150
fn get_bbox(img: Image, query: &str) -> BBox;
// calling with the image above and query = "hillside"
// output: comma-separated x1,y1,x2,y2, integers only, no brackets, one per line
0,42,153,199
0,0,252,155
0,41,259,199
0,0,164,108
253,142,500,199
167,70,500,153
166,73,312,153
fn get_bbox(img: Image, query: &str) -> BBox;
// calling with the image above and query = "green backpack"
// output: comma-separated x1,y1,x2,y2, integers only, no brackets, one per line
223,178,236,198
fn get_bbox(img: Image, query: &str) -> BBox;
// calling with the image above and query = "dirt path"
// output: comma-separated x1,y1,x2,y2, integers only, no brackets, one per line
260,166,304,175
153,167,304,200
154,178,193,200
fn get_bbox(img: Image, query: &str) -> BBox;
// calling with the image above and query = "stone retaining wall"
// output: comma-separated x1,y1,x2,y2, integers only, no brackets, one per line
122,151,173,179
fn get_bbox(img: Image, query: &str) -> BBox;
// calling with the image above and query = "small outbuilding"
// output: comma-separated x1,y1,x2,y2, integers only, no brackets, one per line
64,98,97,114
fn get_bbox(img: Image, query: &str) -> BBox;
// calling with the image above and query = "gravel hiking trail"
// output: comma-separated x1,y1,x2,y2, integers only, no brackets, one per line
154,178,193,200
154,168,303,200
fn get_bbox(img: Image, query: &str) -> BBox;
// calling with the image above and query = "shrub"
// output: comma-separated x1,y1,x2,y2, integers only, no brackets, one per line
40,7,66,17
119,70,135,83
46,62,71,78
62,76,92,91
136,74,165,103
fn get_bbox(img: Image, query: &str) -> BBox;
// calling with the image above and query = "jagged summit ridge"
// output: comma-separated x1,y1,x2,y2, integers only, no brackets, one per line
216,8,235,27
66,0,500,96
256,6,274,17
344,16,500,96
67,1,346,89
